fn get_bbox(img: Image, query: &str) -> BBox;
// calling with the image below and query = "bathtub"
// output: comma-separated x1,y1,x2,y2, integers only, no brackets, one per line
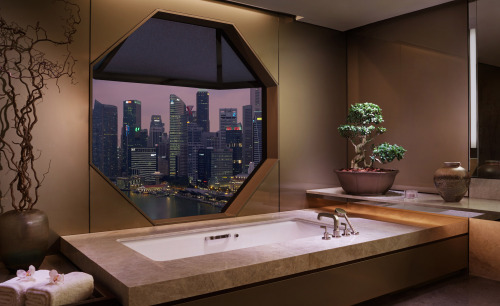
62,208,469,306
118,218,327,261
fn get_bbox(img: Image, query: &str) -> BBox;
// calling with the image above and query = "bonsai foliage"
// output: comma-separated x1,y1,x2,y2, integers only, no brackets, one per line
338,102,406,169
0,1,80,211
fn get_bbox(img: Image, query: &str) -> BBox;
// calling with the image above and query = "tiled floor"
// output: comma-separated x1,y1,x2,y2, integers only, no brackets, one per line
359,272,500,305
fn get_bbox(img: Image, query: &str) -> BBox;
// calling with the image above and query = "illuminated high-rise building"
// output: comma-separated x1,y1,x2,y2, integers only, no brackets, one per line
226,123,243,175
253,110,263,166
130,147,158,184
242,105,253,173
210,149,233,188
250,88,263,168
121,99,142,175
148,115,164,148
169,94,188,178
157,133,169,175
187,122,204,183
92,100,118,179
186,105,195,124
197,148,212,187
219,108,237,146
123,99,141,129
196,90,210,132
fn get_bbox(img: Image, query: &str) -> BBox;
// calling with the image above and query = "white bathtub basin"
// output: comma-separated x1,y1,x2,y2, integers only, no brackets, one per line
119,219,327,261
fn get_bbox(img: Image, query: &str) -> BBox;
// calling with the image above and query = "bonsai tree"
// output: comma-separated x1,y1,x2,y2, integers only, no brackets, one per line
338,102,406,170
0,1,80,212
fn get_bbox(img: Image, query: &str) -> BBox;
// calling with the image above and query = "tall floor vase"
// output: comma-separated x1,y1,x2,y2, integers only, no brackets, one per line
0,209,49,272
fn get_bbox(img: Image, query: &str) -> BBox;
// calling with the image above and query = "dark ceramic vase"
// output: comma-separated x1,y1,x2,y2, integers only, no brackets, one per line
433,162,470,202
335,169,399,195
477,160,500,179
0,209,49,272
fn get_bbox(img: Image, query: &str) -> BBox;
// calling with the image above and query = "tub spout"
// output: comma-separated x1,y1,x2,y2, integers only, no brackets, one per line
317,213,341,238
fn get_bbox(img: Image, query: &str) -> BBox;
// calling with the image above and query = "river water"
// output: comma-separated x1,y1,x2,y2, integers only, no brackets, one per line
126,192,222,220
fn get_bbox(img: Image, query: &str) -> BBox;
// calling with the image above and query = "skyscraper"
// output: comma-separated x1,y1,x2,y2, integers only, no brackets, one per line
250,88,262,113
226,123,243,175
92,100,118,179
201,132,219,149
121,100,142,175
197,148,212,187
123,99,141,128
242,105,253,173
157,133,169,175
210,149,233,188
130,147,158,184
186,105,195,124
187,122,204,184
148,115,164,148
169,94,188,179
219,108,237,146
250,88,263,168
253,110,263,166
196,90,209,133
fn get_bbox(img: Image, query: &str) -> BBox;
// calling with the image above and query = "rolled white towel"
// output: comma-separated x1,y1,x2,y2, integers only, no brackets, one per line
25,272,94,306
0,270,50,306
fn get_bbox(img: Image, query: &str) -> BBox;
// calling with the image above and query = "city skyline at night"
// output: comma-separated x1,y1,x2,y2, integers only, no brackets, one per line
93,80,251,138
92,80,263,220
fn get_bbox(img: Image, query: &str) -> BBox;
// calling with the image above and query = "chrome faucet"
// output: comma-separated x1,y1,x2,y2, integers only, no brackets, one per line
334,208,359,235
317,212,341,238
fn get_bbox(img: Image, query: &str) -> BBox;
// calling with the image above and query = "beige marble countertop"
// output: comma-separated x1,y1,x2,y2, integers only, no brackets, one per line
307,187,500,219
61,206,468,306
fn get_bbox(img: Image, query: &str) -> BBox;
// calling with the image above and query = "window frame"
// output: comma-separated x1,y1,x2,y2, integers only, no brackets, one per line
90,9,278,225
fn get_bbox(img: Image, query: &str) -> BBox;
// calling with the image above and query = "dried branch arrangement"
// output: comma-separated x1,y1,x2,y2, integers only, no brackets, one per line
0,1,80,211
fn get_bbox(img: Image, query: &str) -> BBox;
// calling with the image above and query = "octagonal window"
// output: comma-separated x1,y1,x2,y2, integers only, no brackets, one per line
91,12,273,221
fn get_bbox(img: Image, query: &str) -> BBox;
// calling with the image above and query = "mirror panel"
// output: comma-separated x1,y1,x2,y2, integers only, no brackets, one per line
471,0,500,179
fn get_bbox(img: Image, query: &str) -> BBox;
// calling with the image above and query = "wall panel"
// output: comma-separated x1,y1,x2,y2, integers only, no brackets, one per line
347,1,469,191
0,0,90,240
278,18,347,211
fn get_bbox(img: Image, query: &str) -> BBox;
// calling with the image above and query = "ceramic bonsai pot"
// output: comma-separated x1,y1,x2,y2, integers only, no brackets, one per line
335,169,399,195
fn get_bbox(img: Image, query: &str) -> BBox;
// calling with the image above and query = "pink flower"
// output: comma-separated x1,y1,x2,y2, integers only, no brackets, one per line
16,265,36,281
49,269,64,284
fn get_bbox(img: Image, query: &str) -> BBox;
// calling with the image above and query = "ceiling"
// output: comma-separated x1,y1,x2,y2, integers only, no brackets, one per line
223,0,455,31
221,0,500,68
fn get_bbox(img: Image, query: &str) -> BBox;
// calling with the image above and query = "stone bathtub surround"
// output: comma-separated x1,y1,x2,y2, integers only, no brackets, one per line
61,205,468,306
308,187,500,217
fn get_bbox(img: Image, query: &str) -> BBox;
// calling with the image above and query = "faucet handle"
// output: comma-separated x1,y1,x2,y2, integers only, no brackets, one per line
341,222,350,236
320,226,331,240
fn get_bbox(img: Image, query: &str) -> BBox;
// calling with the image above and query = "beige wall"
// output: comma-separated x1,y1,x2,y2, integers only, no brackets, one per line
0,0,90,241
278,18,347,210
347,1,469,191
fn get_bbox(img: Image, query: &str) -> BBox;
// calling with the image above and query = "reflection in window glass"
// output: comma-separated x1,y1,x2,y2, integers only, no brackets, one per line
92,80,263,220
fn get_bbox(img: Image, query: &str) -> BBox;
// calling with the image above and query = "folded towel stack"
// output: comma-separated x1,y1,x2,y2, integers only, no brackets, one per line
25,272,94,306
0,270,50,306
